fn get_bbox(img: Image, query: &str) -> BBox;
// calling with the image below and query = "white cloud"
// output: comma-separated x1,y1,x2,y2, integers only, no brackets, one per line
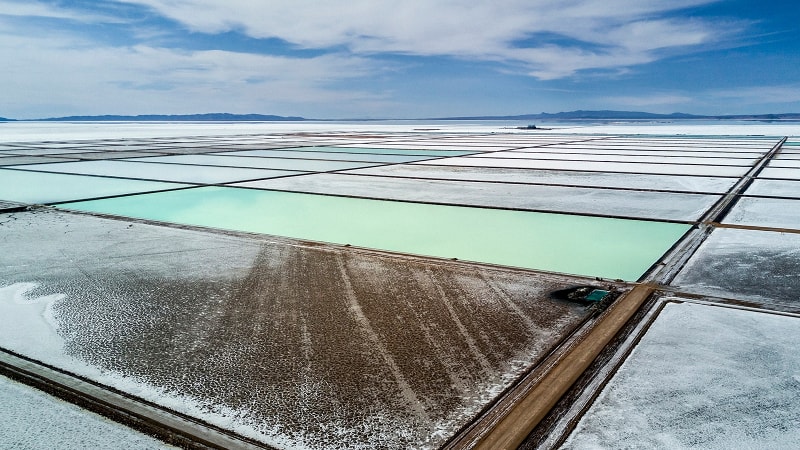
600,19,712,52
0,0,763,117
0,0,120,23
0,28,388,118
116,0,733,78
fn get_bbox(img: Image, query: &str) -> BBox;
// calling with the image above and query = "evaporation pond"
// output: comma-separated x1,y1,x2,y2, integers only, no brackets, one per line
0,168,188,204
59,187,690,280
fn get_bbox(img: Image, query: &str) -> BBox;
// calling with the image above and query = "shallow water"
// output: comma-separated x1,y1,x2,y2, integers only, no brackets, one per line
0,168,188,204
10,160,304,184
60,186,690,280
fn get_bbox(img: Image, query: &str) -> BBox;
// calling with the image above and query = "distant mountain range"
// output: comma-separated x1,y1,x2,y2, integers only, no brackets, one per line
2,110,800,122
32,113,305,122
434,110,800,121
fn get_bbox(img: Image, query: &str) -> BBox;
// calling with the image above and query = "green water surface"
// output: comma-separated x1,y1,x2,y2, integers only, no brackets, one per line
0,169,188,204
60,186,690,280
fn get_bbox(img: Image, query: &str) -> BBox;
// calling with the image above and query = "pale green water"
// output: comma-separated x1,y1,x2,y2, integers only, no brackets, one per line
0,169,188,204
14,160,304,184
60,187,690,280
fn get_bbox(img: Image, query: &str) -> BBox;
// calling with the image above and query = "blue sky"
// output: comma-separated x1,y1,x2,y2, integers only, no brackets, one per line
1,0,798,119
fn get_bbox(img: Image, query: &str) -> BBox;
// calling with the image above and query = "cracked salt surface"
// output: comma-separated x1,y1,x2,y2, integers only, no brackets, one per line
563,302,800,449
743,179,800,198
0,208,593,449
671,227,800,312
722,196,800,230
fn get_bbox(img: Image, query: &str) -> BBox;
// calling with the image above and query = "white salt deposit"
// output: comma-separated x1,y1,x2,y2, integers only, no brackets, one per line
563,302,800,449
0,283,68,363
0,375,174,449
723,196,800,229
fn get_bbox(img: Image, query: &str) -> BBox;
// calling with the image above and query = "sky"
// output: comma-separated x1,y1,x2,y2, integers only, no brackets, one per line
1,0,799,119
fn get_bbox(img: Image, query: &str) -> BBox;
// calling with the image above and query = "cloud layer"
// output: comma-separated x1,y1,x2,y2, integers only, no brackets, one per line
120,0,728,78
1,0,795,117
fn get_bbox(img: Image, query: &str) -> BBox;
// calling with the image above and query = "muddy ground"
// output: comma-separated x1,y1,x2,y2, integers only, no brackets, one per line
0,208,592,448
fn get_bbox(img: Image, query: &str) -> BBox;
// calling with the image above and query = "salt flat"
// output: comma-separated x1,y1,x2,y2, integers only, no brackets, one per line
1,121,798,449
563,302,800,449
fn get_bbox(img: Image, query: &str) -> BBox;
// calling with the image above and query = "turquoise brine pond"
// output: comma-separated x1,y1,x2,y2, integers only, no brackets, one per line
0,169,188,204
59,186,690,281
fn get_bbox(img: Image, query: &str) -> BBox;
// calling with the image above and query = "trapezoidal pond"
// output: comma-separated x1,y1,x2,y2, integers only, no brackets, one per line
0,168,189,204
59,186,690,281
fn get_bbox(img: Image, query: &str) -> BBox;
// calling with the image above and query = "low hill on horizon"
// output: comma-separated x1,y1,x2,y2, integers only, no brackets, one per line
34,113,306,122
434,110,800,121
3,110,800,122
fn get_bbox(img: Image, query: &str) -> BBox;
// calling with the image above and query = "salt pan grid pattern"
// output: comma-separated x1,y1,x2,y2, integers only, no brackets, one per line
1,130,798,449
